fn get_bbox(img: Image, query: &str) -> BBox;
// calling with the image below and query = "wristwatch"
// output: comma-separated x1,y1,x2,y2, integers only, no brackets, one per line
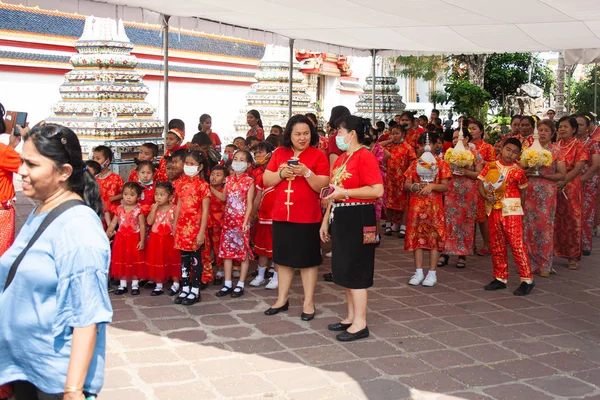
304,169,312,179
344,189,350,200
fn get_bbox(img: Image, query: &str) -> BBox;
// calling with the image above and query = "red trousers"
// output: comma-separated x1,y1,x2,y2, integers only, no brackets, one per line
489,209,532,283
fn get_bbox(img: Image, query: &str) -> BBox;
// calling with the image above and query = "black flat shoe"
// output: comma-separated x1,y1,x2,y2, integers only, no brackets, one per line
264,301,289,315
513,281,535,296
337,327,370,342
168,288,178,296
231,286,245,298
174,292,189,304
437,254,449,267
301,309,315,321
114,287,128,295
216,286,233,297
131,288,140,296
182,292,200,305
484,279,507,291
323,272,334,282
151,289,164,296
328,322,352,331
583,250,591,256
213,276,223,286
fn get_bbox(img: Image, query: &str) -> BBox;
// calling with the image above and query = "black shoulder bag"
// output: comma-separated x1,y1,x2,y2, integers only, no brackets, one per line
3,199,84,291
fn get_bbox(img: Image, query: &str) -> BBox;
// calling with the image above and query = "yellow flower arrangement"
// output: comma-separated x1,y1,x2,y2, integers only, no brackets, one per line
520,147,552,168
445,147,475,168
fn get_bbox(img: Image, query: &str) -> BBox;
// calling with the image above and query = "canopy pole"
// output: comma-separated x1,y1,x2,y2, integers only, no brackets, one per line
372,49,377,123
288,38,295,119
162,14,171,136
567,67,572,115
595,63,598,117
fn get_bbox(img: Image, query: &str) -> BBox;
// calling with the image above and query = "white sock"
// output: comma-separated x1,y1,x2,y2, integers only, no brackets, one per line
272,272,278,281
415,268,424,277
156,283,163,290
191,287,199,295
427,270,437,277
257,266,267,278
120,279,127,288
132,279,139,289
182,285,190,293
224,280,232,288
236,281,245,288
172,282,180,291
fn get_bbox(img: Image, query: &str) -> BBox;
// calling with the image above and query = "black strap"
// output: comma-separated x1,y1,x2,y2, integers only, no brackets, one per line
3,199,84,291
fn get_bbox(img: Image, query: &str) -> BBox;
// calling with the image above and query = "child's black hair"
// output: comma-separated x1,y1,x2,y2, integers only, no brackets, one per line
233,149,252,163
245,135,260,147
136,160,156,172
85,160,102,176
271,125,283,135
123,181,142,196
171,148,187,161
141,142,159,158
185,150,209,180
93,145,113,162
225,144,237,151
253,141,275,154
211,165,230,177
168,118,185,132
155,181,174,196
503,137,523,152
233,136,245,143
418,132,439,146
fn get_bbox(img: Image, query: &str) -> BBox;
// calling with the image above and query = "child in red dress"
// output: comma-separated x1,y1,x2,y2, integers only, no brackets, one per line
135,161,156,215
146,182,181,296
107,182,146,295
404,133,451,287
173,150,211,306
214,150,255,298
93,145,124,228
208,166,227,286
128,143,168,183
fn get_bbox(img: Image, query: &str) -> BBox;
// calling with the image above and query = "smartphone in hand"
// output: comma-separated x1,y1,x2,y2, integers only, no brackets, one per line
319,185,335,200
287,159,299,166
6,111,27,136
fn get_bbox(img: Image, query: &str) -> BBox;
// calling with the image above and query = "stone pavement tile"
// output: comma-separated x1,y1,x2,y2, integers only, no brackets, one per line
191,357,255,378
391,336,447,353
111,308,138,322
255,320,308,336
344,339,401,359
108,321,150,335
492,358,558,379
526,292,572,306
105,352,127,369
124,349,180,365
199,314,239,327
320,360,382,383
517,306,567,320
313,293,345,304
368,355,431,376
152,318,200,331
101,388,147,400
398,295,445,307
560,290,600,302
167,329,208,343
470,325,525,342
543,333,596,350
579,328,600,342
294,344,357,366
553,302,600,316
237,311,284,325
224,299,265,311
288,386,359,400
380,307,431,322
366,298,405,311
212,326,254,339
370,322,419,339
110,298,134,310
441,314,497,329
445,365,512,387
419,304,469,317
103,368,134,389
431,291,480,304
478,310,534,325
139,306,187,319
343,379,411,400
211,374,279,397
241,351,304,372
575,368,600,386
455,301,503,314
544,316,598,333
186,303,231,316
398,370,467,393
430,331,488,348
377,287,424,298
406,318,460,334
151,383,217,400
448,392,493,400
482,383,553,400
500,339,561,357
460,344,519,363
526,375,596,397
492,297,541,310
504,322,566,337
137,364,196,384
268,367,332,391
174,343,232,360
276,332,333,349
114,333,167,349
418,350,476,369
533,351,599,372
131,296,172,308
226,337,285,354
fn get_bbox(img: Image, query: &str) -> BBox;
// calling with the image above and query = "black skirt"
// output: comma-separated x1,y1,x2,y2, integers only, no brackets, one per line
273,221,322,269
331,204,376,289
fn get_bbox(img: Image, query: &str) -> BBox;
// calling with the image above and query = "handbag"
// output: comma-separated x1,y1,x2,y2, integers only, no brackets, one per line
361,205,377,245
3,199,83,291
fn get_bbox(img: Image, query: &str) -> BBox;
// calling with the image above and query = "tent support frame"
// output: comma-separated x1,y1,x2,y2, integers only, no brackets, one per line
162,14,170,135
372,49,377,123
289,38,295,119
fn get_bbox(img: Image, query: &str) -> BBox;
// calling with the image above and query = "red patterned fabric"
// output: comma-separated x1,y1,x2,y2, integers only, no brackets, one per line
404,128,421,149
128,167,168,183
489,210,532,282
218,174,254,260
174,175,210,252
384,142,416,211
582,137,600,252
138,183,155,215
248,126,265,140
318,136,329,152
554,138,589,260
403,157,452,251
111,205,144,278
146,205,180,280
208,186,225,267
473,140,496,223
96,172,124,216
0,207,15,257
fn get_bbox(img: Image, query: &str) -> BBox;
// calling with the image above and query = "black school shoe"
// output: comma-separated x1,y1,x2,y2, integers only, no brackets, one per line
114,287,128,295
231,286,245,298
182,292,201,305
131,287,140,296
336,327,370,342
216,286,233,297
513,281,535,296
151,289,164,296
484,279,507,291
174,292,189,304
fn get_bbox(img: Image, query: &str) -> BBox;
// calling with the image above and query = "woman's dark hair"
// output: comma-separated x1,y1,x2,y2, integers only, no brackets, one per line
234,149,252,163
248,109,263,129
400,111,415,122
191,131,213,147
283,114,319,148
558,116,579,133
582,111,597,124
511,115,522,123
328,105,351,129
211,165,229,177
305,113,318,126
520,116,535,127
265,134,282,148
168,118,185,132
425,123,437,132
254,141,275,153
0,103,6,133
418,132,439,146
225,144,237,152
84,160,101,176
375,121,385,132
123,181,143,197
185,150,209,181
141,142,159,158
25,124,102,215
503,138,523,152
457,128,473,142
198,114,211,131
468,120,485,133
338,115,369,144
577,113,592,126
93,145,113,162
136,160,156,173
155,181,174,196
443,128,455,143
388,120,398,129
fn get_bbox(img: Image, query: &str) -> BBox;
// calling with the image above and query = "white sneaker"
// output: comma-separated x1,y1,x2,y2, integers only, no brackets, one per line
408,274,425,286
325,251,332,258
249,276,266,287
265,277,278,290
422,274,437,287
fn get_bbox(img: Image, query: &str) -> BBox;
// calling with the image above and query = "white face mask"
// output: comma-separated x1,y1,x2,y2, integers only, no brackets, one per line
183,165,199,177
232,161,248,173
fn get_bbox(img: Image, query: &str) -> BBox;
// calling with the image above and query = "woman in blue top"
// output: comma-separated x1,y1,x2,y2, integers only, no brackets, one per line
0,123,112,400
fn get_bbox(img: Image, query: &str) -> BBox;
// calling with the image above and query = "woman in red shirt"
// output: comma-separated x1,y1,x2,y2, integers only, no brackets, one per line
321,116,383,342
263,115,330,320
246,109,265,140
198,114,222,153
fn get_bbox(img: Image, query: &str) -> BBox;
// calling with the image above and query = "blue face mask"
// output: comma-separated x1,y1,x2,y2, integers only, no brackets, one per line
336,135,350,151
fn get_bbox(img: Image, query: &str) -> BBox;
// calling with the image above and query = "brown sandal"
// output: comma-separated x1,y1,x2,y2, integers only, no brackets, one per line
568,260,579,270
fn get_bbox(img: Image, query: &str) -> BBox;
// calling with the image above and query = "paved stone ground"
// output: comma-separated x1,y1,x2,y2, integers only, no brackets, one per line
14,191,600,400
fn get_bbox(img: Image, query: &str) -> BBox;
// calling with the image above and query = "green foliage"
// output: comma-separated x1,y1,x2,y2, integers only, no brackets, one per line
445,79,491,122
572,65,600,114
393,56,450,82
429,90,448,108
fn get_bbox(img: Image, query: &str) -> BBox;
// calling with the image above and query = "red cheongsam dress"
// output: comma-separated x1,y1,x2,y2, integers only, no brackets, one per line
207,187,226,267
254,173,275,258
146,205,180,281
385,141,417,212
111,204,144,278
473,139,496,224
218,174,255,261
96,172,124,219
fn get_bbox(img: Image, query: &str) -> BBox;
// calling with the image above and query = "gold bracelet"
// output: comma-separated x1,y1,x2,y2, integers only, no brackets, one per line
64,386,83,393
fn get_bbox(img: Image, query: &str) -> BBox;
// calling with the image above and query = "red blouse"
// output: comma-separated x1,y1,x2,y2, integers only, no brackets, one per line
0,143,20,203
327,130,343,157
266,146,329,223
174,175,211,251
331,147,383,203
248,127,265,140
